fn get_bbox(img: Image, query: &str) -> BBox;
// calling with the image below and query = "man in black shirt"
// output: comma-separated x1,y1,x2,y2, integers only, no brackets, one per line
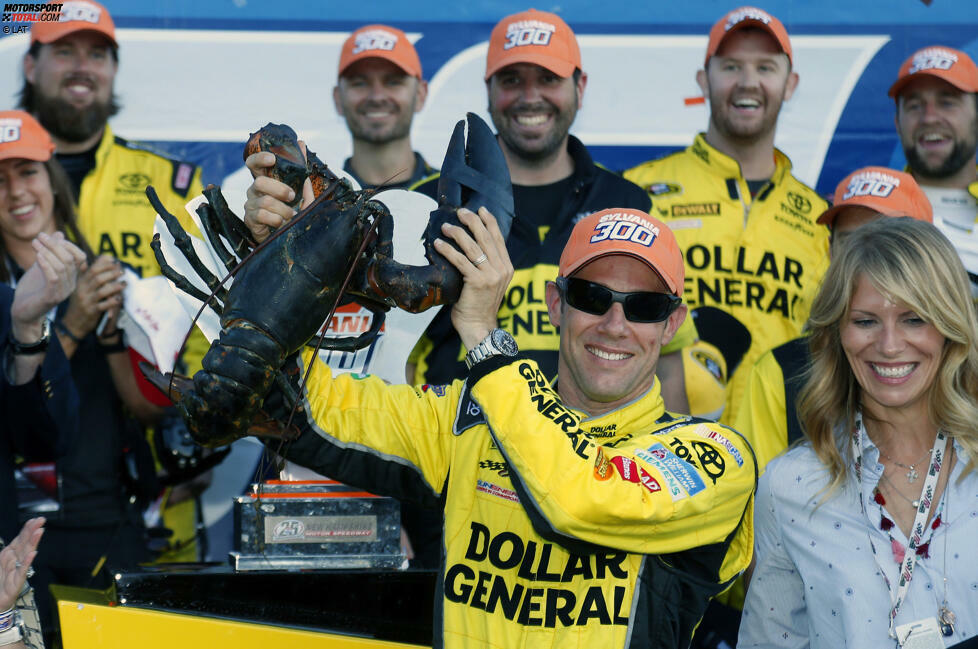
408,9,650,386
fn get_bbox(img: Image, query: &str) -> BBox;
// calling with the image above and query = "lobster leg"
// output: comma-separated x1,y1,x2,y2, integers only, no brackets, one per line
151,233,222,310
147,186,230,306
202,185,257,261
196,201,238,274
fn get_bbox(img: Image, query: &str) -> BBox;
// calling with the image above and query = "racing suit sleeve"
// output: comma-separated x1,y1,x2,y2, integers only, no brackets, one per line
469,358,756,564
273,350,459,509
737,464,809,648
733,349,788,476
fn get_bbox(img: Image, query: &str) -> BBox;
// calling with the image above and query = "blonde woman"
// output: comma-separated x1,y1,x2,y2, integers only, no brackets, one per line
740,217,978,648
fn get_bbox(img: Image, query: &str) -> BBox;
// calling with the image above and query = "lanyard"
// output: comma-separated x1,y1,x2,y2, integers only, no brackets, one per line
850,413,947,643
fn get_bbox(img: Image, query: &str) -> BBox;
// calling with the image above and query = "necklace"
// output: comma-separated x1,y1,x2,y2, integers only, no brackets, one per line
879,446,930,483
879,470,920,509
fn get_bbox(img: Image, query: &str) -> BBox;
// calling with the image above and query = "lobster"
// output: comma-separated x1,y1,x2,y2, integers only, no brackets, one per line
143,113,514,448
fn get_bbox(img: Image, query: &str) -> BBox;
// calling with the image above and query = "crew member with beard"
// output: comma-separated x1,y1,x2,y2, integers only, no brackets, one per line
406,9,650,389
19,1,211,565
625,7,828,431
889,46,978,295
19,1,203,278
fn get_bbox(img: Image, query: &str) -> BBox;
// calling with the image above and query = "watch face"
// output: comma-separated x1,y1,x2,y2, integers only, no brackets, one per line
490,329,518,356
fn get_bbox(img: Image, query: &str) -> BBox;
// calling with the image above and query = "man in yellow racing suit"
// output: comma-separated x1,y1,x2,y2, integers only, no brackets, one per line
627,135,828,426
624,8,830,428
264,206,756,648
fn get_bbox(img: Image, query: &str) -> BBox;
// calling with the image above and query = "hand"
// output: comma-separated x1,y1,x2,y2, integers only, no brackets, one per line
433,207,513,351
10,232,87,342
0,517,44,612
62,255,125,339
243,141,314,244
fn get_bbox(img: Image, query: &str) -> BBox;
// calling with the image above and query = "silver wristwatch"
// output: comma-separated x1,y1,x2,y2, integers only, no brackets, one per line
464,328,518,369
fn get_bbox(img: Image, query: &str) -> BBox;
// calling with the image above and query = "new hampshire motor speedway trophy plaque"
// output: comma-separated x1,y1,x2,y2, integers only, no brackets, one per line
231,480,405,571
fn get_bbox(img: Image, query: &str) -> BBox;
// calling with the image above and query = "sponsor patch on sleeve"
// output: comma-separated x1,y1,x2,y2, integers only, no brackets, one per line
421,384,447,397
476,479,520,503
637,468,661,494
692,424,745,467
593,446,612,481
635,443,706,497
610,455,639,483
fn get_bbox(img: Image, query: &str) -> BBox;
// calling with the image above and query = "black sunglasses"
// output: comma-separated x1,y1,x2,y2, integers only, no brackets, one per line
555,277,681,323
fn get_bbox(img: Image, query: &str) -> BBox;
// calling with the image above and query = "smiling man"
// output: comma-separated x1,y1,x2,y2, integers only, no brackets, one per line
19,0,203,277
625,6,829,431
256,205,755,649
624,7,828,645
333,24,435,189
889,46,978,295
409,9,650,389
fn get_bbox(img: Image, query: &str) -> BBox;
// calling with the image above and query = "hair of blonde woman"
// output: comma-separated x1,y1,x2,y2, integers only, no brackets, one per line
798,217,978,497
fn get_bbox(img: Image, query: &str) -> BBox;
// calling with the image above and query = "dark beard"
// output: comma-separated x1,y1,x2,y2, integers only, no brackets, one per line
33,92,117,144
490,101,577,164
904,138,976,180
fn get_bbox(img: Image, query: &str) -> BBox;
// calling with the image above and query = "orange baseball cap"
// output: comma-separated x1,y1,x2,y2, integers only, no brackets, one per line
485,9,581,81
338,24,422,79
559,209,685,296
30,0,117,48
818,167,933,227
705,6,792,66
888,46,978,98
0,111,55,163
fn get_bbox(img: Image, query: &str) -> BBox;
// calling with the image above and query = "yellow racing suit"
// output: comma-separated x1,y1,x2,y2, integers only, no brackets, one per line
76,125,204,278
277,351,757,649
733,336,809,475
72,125,206,562
624,135,829,426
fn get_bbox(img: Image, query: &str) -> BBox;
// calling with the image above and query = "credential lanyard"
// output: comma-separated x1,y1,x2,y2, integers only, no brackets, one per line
850,416,946,643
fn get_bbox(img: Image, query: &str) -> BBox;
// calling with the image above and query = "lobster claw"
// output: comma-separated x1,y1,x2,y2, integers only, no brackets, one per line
436,112,514,240
245,123,309,209
362,112,515,313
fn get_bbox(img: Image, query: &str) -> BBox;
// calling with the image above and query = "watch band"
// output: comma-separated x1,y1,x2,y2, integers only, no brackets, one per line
464,328,518,370
464,335,492,369
8,319,51,355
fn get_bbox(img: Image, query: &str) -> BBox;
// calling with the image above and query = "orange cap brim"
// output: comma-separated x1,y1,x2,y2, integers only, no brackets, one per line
888,70,978,97
485,51,576,81
32,23,117,48
0,143,53,163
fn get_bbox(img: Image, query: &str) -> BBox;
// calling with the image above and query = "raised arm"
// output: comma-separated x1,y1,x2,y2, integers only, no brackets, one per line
7,232,86,384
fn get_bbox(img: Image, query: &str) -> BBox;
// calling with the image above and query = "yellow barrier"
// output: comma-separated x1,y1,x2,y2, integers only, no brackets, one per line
58,590,427,649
